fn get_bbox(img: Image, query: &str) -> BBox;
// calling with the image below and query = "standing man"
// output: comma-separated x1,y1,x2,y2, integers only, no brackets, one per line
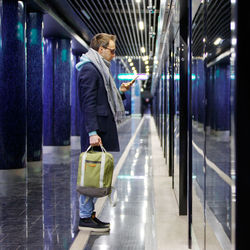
76,33,133,232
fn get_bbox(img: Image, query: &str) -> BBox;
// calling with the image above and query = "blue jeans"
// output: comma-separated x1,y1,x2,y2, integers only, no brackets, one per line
79,195,97,218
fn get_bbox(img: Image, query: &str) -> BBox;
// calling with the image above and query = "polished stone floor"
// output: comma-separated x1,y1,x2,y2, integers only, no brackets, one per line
84,116,155,250
0,115,231,250
0,117,141,250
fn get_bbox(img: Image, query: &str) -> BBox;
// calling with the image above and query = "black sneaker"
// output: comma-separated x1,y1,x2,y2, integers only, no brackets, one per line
91,212,110,227
79,217,110,232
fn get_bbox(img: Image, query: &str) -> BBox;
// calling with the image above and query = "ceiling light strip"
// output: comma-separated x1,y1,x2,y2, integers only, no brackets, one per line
137,2,145,54
101,0,128,56
108,0,132,57
148,5,152,56
93,0,123,55
114,0,136,57
82,0,123,56
119,0,138,57
125,0,140,57
143,0,148,56
131,0,142,56
152,0,157,55
85,1,112,34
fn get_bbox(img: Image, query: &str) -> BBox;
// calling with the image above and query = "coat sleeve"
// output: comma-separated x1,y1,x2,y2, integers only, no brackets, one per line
78,64,99,133
121,92,126,100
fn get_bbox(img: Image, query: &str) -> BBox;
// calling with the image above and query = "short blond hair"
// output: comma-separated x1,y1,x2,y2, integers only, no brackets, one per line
90,33,116,51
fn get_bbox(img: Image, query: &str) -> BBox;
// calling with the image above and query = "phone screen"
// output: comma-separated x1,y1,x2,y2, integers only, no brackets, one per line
131,75,139,83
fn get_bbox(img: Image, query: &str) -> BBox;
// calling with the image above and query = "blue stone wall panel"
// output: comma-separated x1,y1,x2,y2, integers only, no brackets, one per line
54,39,71,145
207,67,215,129
43,39,55,145
197,60,205,124
0,0,26,169
26,12,43,161
214,64,230,131
43,39,71,146
192,60,198,121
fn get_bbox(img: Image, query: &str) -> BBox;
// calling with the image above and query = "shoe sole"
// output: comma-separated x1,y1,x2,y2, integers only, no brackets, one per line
78,226,110,232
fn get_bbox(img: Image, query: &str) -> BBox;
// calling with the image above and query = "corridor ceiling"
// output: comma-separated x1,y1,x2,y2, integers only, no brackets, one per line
66,0,160,58
29,0,161,86
32,1,159,56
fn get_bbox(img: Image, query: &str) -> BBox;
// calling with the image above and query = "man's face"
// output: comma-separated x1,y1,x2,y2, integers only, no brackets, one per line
98,40,116,62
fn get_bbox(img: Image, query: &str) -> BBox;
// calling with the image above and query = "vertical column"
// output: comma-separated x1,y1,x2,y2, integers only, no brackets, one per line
71,53,81,137
43,38,71,146
70,52,81,149
43,39,54,146
26,12,43,161
0,0,26,169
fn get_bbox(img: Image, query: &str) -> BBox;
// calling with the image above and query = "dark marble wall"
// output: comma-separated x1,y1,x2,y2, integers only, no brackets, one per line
192,59,231,131
197,60,205,125
43,38,71,146
0,0,26,169
26,12,43,161
211,64,231,131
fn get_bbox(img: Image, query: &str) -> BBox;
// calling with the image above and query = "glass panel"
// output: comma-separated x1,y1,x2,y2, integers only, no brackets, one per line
192,58,206,248
191,0,206,246
204,0,232,248
191,0,233,249
205,61,232,249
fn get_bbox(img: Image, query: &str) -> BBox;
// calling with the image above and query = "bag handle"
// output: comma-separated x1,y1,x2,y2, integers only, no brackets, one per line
86,145,107,153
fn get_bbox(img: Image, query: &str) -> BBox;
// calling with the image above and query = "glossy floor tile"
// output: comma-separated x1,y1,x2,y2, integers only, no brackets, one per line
0,115,230,250
84,116,156,250
0,117,141,250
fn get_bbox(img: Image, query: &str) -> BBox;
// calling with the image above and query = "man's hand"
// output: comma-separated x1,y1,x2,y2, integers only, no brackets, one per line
119,81,134,92
89,135,102,147
120,75,139,92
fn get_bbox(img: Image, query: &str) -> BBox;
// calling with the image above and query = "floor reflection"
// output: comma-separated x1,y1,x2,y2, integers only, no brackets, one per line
0,117,142,249
85,116,156,250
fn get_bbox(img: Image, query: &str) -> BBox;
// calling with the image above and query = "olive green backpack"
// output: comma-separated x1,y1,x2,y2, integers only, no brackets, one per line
77,145,114,197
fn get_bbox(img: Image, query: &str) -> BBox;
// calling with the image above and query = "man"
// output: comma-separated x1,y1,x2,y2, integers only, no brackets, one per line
76,33,133,232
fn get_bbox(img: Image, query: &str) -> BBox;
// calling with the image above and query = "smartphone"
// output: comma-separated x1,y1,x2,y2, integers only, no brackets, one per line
130,75,139,84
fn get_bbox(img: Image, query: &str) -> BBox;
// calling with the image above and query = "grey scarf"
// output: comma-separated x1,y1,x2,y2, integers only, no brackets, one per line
78,48,125,124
